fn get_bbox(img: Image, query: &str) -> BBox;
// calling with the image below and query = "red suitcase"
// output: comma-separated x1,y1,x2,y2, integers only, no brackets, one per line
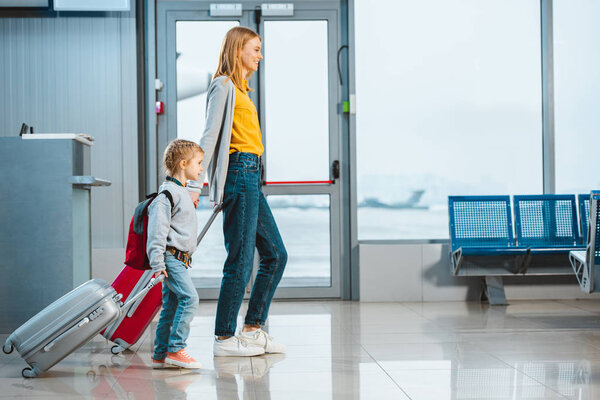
101,267,163,354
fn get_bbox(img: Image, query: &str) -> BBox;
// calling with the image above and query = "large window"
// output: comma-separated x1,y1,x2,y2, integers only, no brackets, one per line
355,0,543,239
554,0,600,194
263,21,330,182
176,21,239,142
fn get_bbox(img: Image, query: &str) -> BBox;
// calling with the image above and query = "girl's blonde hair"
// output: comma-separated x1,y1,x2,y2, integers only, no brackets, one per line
214,26,261,91
163,139,203,176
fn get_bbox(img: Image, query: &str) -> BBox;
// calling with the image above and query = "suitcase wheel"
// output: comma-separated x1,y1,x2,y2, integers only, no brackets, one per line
2,343,13,354
111,345,124,355
86,370,97,382
22,367,36,378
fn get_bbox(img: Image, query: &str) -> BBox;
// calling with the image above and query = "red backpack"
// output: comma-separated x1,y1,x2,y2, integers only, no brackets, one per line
124,190,174,270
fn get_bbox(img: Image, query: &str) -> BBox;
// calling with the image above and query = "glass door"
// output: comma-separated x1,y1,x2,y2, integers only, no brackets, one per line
156,3,343,299
258,12,342,298
158,8,253,299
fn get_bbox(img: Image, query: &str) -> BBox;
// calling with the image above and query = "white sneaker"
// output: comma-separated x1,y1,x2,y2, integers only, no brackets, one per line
213,336,265,357
242,329,286,354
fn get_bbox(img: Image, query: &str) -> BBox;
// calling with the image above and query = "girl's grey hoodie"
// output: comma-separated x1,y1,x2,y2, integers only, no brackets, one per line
146,181,198,273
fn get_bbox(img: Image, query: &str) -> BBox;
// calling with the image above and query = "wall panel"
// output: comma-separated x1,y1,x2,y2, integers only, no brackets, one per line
0,9,138,250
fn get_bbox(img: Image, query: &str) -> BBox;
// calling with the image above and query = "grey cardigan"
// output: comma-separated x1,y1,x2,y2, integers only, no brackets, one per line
196,76,236,204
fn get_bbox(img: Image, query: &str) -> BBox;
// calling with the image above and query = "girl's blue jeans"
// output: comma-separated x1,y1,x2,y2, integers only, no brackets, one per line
153,253,199,359
215,152,287,337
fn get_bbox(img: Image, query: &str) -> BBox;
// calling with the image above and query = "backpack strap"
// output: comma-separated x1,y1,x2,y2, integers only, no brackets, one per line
159,190,174,210
132,190,175,234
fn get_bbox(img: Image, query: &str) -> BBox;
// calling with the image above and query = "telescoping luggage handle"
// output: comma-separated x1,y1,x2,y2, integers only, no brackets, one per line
197,203,222,246
124,270,155,318
121,274,165,312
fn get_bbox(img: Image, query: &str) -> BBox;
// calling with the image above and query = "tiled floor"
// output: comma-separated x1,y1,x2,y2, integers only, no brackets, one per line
3,299,600,399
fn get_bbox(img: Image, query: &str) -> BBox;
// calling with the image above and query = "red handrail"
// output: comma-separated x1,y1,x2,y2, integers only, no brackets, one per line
200,180,334,187
264,180,334,185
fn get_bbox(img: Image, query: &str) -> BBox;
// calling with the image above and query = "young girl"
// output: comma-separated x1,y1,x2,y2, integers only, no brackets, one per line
198,26,287,357
147,139,204,369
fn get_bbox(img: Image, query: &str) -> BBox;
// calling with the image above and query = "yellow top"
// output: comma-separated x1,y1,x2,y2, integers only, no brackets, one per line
229,80,264,156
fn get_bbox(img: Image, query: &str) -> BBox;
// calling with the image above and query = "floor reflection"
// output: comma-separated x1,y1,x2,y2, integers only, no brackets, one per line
3,300,600,399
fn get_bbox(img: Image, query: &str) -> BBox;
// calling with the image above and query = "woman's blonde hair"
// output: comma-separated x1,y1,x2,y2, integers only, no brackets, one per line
163,139,203,176
214,26,261,91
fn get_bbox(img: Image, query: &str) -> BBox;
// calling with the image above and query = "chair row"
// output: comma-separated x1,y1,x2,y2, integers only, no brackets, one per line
449,194,589,270
448,193,594,304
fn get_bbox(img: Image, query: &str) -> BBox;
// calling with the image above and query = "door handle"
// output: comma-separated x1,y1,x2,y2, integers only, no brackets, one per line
332,160,340,181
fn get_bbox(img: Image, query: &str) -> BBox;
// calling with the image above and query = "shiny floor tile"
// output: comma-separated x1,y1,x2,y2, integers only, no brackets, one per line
5,299,600,399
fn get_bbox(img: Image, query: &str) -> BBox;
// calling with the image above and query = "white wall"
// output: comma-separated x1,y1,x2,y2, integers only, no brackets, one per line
359,242,600,302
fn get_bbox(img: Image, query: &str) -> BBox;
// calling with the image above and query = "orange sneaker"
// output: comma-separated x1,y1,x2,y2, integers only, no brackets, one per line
165,349,202,369
152,357,167,369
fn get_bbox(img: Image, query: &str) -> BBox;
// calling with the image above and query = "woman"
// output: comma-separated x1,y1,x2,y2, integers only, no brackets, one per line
198,26,287,357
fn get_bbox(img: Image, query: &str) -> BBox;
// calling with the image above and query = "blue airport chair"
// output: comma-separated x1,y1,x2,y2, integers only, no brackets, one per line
570,191,600,293
513,194,584,254
448,196,527,274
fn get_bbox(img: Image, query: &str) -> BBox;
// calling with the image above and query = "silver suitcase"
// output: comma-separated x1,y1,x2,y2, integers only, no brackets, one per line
2,276,162,378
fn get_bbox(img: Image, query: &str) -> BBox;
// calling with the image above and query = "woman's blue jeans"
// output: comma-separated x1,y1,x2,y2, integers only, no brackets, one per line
215,152,288,336
153,253,199,359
